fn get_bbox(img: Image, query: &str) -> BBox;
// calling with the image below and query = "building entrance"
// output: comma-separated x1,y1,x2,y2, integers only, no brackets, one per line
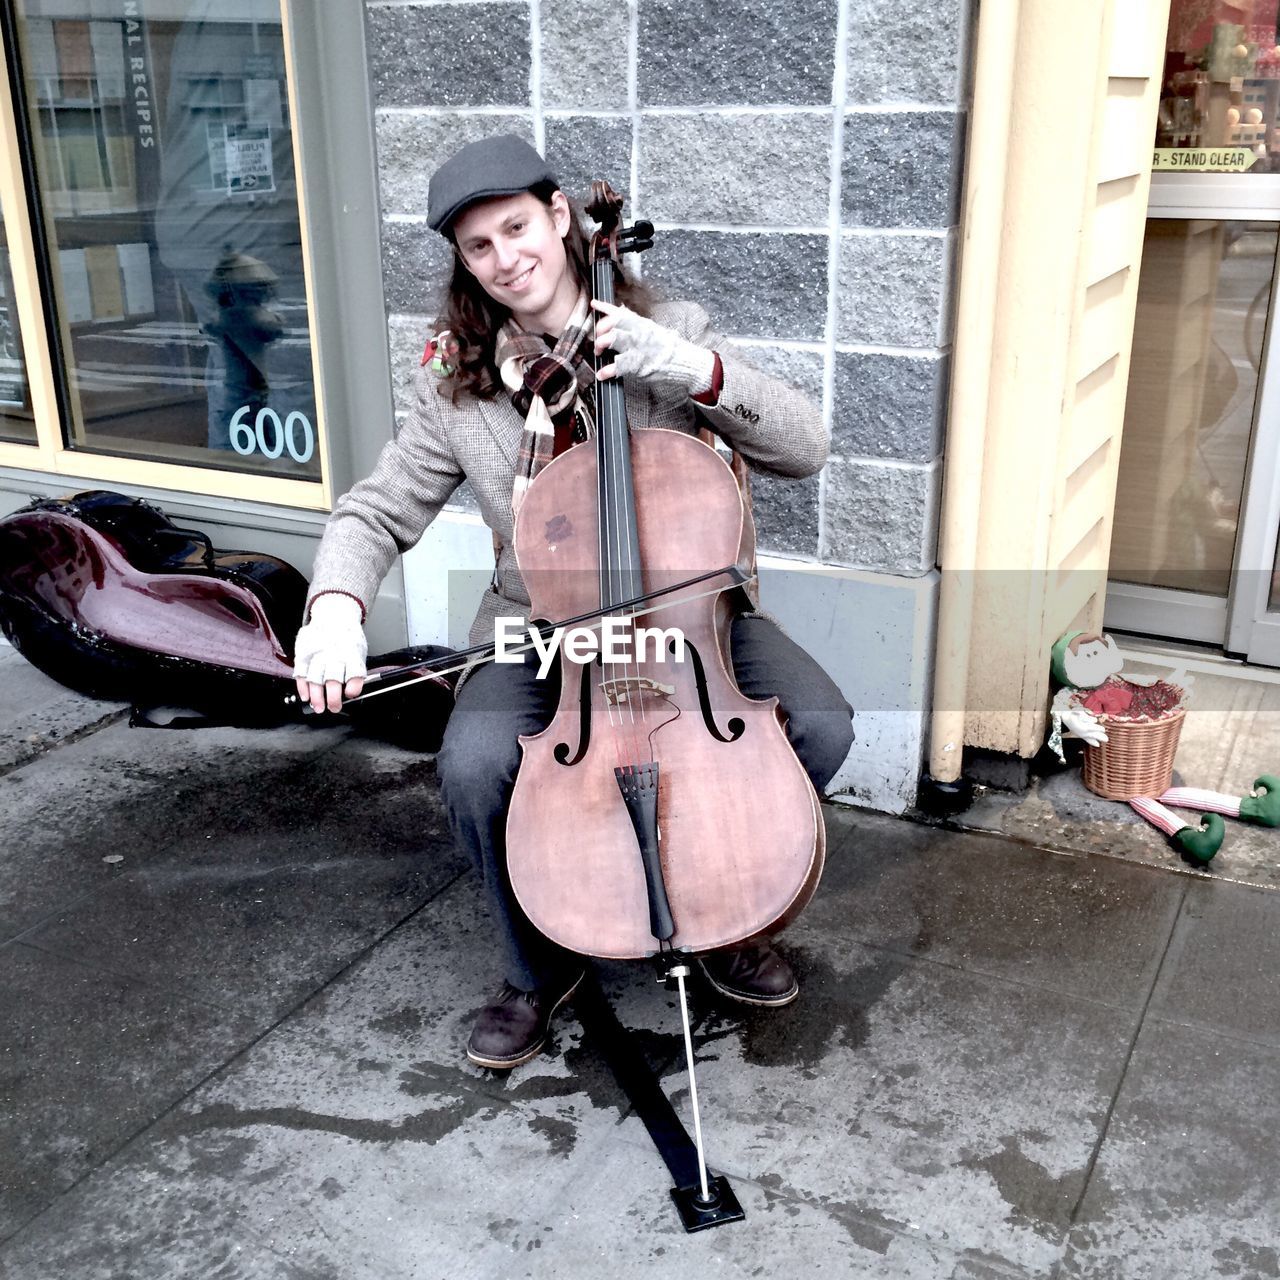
1107,0,1280,664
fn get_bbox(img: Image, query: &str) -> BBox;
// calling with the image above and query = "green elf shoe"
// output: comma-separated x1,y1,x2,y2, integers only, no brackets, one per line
1171,814,1225,867
1239,775,1280,828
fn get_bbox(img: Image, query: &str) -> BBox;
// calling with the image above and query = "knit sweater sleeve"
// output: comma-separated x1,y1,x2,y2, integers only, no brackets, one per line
307,366,465,616
659,299,828,479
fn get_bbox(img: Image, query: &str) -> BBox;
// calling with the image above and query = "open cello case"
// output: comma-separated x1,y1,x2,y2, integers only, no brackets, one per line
0,490,455,750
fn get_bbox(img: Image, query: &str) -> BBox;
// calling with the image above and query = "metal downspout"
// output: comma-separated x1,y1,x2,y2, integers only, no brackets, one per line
927,0,1021,787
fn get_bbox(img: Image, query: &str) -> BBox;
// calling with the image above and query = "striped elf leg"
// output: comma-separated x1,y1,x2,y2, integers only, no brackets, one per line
1159,775,1280,828
1128,796,1224,866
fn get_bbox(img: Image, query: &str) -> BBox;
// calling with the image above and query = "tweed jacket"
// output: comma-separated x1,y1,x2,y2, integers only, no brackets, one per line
308,299,827,648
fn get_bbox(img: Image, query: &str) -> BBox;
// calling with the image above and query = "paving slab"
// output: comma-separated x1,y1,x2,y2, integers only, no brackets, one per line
662,930,1136,1276
0,942,260,1240
814,813,1185,1009
0,1089,574,1280
1059,1019,1280,1280
953,771,1265,885
1,867,1058,1280
20,850,465,1025
0,720,423,943
1148,877,1280,1051
0,880,682,1279
0,647,126,776
9,695,1280,1280
0,1225,336,1280
192,874,687,1129
465,1137,1040,1280
9,719,460,1025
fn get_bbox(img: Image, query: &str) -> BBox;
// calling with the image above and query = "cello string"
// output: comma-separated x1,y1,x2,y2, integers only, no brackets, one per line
598,255,640,764
605,257,646,757
592,263,615,741
618,324,646,764
595,257,628,770
607,258,650,760
618,382,647,758
601,259,632,768
607,291,641,751
591,258,618,748
607,260,635,771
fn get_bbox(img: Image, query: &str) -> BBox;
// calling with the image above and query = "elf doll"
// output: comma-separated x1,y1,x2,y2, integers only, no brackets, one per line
1048,631,1280,866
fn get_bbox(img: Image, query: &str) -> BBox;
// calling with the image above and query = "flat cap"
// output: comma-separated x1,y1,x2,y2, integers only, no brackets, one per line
427,135,560,233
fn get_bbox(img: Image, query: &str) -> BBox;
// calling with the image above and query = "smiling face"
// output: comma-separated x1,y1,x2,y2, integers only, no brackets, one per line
451,190,579,334
1063,633,1124,689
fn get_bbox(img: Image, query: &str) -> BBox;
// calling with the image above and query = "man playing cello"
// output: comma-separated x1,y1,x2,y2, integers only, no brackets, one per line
293,135,853,1068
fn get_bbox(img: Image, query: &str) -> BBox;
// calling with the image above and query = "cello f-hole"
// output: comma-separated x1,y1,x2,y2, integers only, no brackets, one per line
673,637,745,744
553,653,597,765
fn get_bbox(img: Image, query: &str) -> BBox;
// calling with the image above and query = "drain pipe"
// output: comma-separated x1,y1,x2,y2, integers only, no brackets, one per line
924,0,1020,805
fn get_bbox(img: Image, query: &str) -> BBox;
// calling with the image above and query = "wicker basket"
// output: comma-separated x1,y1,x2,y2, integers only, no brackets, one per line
1081,705,1186,800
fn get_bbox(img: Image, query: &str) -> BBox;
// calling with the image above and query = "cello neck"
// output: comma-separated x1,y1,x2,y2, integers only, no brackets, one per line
591,254,643,614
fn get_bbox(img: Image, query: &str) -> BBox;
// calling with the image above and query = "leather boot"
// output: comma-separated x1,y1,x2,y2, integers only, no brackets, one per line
698,939,798,1007
466,967,585,1069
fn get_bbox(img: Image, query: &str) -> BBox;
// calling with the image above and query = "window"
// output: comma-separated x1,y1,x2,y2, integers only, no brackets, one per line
1156,2,1280,174
1112,219,1277,596
0,203,36,443
0,0,329,506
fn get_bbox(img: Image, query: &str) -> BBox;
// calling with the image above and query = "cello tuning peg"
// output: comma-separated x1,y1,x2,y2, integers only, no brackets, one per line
618,220,656,254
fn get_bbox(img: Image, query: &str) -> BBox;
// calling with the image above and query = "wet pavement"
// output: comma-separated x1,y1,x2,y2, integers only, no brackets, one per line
2,645,1280,1279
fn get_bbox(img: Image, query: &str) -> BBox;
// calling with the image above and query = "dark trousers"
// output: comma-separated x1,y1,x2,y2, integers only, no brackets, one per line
436,614,855,990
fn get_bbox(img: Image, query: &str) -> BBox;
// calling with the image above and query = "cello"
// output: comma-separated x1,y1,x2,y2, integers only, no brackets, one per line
504,181,826,964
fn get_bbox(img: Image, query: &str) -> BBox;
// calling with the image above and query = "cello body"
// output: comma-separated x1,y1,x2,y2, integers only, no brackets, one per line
0,490,455,748
503,180,824,961
505,430,826,957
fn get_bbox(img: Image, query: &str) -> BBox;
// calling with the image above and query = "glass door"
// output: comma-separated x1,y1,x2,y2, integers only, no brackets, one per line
1106,1,1280,663
0,199,39,444
1224,289,1280,662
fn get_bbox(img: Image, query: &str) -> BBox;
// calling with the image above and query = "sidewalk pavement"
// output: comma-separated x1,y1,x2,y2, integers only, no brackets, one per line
2,644,1279,1280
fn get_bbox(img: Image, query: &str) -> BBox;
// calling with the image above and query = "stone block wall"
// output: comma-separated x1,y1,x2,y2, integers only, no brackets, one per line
367,0,972,580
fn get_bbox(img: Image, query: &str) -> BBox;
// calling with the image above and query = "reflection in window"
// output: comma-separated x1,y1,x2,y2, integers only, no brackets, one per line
1158,1,1280,171
15,1,320,479
1112,221,1277,596
0,215,36,444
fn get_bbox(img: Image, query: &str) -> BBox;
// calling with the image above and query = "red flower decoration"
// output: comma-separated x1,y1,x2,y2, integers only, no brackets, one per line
1081,682,1134,716
1077,676,1185,722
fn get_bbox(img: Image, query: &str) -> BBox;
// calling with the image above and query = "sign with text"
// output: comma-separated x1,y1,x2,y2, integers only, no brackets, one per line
225,124,275,195
208,123,275,196
0,361,25,407
1152,148,1259,173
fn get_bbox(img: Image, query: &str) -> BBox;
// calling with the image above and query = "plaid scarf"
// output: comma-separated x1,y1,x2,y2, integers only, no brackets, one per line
496,293,596,515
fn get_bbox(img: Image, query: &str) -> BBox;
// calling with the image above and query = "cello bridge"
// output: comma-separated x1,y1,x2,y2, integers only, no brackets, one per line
600,676,675,707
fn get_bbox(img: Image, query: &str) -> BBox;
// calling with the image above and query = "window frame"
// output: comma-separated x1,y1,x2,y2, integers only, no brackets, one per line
0,0,393,512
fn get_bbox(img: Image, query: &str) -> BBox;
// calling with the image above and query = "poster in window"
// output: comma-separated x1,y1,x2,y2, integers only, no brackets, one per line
225,123,274,196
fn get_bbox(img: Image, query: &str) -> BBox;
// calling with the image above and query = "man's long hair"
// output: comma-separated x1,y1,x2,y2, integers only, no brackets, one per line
436,180,653,402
